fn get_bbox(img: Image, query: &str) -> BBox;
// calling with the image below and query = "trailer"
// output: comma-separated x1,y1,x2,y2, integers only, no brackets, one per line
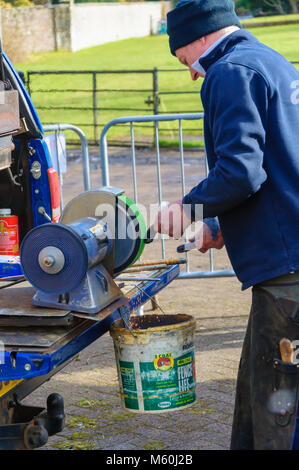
0,264,179,450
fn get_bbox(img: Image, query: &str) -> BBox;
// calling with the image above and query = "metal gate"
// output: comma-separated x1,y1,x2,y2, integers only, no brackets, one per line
99,113,235,280
26,69,166,145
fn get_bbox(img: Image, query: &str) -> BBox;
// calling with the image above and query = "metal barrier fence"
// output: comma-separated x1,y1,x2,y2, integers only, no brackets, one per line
99,113,235,280
43,118,235,280
43,123,91,210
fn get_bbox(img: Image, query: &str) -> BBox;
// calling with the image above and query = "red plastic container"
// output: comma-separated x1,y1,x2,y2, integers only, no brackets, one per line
0,209,19,255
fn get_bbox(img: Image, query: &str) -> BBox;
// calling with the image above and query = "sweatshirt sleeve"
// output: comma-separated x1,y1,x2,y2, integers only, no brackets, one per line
203,217,220,240
182,62,269,220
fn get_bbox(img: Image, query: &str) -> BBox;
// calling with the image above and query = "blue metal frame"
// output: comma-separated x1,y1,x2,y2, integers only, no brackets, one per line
28,138,54,228
0,265,179,381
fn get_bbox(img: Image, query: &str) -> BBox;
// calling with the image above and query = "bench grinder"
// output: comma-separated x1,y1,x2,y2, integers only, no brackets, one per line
20,187,146,314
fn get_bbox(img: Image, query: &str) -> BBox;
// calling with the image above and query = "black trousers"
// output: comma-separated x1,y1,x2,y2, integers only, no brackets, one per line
230,273,299,450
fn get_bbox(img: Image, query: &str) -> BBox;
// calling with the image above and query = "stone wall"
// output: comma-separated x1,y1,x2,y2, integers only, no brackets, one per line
0,2,172,61
1,6,56,62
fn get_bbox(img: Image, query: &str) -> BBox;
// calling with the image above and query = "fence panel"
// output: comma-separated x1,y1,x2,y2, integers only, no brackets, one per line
43,123,91,210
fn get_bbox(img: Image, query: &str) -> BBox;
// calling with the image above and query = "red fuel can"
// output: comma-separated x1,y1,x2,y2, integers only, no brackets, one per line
0,209,19,256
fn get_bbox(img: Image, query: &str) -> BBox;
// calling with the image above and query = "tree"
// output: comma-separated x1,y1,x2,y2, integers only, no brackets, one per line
262,0,299,14
288,0,299,13
235,0,299,14
262,0,286,14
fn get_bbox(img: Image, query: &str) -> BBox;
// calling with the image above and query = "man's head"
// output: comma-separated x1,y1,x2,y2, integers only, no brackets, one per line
167,0,241,79
175,25,240,80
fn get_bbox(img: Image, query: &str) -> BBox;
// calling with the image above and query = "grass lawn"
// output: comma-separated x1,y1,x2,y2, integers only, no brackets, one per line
15,24,299,145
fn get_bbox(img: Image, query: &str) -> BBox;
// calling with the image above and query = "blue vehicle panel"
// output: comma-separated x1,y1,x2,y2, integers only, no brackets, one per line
0,54,59,278
28,139,54,228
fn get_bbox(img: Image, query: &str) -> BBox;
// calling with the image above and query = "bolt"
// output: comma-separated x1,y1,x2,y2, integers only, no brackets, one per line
30,161,41,179
24,363,31,371
43,256,55,268
38,207,52,222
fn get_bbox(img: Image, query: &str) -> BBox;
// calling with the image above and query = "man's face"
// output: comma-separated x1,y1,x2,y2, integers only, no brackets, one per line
175,38,208,80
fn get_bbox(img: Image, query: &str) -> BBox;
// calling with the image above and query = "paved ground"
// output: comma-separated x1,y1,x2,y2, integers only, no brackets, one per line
23,146,252,451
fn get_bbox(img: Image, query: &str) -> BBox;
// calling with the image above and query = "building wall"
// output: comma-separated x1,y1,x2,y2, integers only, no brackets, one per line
71,2,171,52
0,2,172,61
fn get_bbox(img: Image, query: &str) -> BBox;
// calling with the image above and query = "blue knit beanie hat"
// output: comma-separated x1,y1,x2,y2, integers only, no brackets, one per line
167,0,241,56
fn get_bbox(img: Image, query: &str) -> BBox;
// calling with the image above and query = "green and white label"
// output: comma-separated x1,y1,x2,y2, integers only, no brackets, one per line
120,352,196,412
119,361,139,410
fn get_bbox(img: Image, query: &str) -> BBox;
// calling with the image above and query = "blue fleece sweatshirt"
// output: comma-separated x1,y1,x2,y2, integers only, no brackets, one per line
183,30,299,289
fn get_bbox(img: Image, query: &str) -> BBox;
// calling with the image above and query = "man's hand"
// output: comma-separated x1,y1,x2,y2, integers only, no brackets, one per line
189,222,225,253
153,200,192,239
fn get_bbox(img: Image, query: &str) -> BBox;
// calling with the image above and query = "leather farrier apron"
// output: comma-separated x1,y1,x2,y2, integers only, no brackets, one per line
230,272,299,450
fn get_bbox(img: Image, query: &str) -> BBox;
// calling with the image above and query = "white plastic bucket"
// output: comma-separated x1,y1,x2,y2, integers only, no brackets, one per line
110,314,196,413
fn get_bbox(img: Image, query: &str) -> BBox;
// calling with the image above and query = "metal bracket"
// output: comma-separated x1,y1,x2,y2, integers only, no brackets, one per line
0,352,52,380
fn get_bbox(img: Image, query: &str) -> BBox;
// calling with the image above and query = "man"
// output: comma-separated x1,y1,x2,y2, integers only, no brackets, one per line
153,0,299,450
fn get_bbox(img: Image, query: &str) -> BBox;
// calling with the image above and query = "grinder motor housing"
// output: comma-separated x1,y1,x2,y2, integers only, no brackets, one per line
20,188,146,314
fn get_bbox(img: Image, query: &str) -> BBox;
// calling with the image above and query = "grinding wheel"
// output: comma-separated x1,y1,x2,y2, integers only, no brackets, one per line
59,188,146,276
21,223,89,295
114,194,146,275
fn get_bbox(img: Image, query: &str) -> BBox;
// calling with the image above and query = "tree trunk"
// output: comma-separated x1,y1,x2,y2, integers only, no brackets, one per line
275,1,286,14
288,0,299,13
